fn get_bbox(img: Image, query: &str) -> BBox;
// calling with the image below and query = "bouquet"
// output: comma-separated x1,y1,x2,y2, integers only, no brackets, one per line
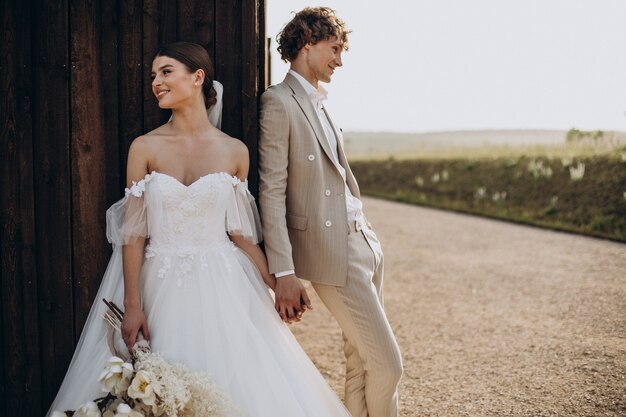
52,300,234,417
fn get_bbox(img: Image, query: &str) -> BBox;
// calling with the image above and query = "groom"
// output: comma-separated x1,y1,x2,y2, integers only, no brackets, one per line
258,7,402,417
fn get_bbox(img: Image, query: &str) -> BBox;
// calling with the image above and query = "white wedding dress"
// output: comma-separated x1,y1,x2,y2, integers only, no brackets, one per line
48,171,351,417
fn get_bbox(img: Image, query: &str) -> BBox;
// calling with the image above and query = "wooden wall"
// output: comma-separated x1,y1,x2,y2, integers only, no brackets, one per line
0,0,265,414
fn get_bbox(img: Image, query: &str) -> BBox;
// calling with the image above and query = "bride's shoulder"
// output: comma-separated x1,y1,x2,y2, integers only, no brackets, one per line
142,123,172,141
218,136,249,178
218,133,249,158
130,125,171,152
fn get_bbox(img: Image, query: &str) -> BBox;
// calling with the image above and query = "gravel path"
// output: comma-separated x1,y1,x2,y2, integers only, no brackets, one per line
290,197,626,416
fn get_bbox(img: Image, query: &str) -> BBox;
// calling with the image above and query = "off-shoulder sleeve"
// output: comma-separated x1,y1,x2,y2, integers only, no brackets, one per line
225,178,262,244
106,174,152,247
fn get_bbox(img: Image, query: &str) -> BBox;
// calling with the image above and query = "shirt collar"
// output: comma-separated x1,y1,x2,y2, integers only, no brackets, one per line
289,69,328,108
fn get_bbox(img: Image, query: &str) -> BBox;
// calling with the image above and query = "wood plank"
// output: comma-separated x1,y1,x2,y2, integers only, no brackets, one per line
31,0,74,410
101,0,121,200
176,0,216,134
261,2,270,90
215,0,243,139
142,0,160,132
241,0,262,195
118,0,144,175
69,0,109,337
144,0,179,133
178,0,214,53
158,0,177,45
156,0,178,124
0,0,41,415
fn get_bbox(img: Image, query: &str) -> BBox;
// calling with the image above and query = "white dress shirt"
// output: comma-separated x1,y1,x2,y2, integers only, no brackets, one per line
275,70,364,279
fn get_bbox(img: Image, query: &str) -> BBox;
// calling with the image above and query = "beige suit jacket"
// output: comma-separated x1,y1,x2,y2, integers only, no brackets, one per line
258,73,361,286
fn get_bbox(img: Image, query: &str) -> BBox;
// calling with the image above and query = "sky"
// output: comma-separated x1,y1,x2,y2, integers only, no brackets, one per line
266,0,626,133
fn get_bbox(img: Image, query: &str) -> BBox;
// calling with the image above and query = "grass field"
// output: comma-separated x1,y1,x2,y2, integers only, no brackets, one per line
348,130,626,242
345,129,626,160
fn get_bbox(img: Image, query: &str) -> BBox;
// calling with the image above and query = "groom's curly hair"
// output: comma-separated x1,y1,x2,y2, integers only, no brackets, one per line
277,7,351,63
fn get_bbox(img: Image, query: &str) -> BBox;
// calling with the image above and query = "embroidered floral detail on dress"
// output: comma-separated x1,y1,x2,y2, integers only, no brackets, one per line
157,256,171,279
145,244,156,259
124,172,154,197
230,175,242,186
132,172,257,289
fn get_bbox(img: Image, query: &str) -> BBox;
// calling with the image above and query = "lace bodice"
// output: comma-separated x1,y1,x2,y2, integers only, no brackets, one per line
105,171,261,287
107,171,260,253
148,172,243,252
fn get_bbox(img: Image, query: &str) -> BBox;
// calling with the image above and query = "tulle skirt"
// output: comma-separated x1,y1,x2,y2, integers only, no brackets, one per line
47,242,351,416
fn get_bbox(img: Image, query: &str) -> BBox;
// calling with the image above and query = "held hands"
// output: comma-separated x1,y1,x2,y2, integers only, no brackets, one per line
121,304,151,353
274,274,313,324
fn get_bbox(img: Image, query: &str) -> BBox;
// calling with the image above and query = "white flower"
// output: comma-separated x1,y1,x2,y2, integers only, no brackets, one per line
561,157,573,167
545,166,553,178
113,403,144,417
527,159,543,177
431,173,440,183
623,191,626,201
99,356,134,395
415,176,424,187
441,170,449,181
569,162,585,181
492,192,501,202
475,187,486,199
74,401,102,417
128,370,160,410
124,179,146,198
527,159,552,178
51,412,69,417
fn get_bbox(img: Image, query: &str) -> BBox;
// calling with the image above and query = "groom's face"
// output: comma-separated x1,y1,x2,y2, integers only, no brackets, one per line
304,36,344,84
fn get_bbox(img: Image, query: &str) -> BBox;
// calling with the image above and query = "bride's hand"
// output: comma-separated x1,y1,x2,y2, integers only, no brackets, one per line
121,305,151,352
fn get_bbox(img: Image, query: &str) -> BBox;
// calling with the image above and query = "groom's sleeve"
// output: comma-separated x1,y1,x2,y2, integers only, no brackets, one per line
258,89,295,275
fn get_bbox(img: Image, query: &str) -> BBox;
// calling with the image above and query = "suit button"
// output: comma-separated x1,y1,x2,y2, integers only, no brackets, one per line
325,189,331,196
308,154,315,161
325,220,332,227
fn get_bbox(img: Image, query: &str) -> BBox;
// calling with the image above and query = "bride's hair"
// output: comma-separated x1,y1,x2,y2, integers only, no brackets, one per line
154,42,217,109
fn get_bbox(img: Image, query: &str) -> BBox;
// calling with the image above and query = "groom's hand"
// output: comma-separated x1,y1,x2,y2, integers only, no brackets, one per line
274,274,313,323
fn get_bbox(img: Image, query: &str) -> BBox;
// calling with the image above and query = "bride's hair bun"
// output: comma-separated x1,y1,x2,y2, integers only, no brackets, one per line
203,80,217,109
154,42,217,109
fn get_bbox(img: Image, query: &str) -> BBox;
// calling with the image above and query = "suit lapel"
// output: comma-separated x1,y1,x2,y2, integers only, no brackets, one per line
323,107,361,198
284,74,337,170
282,73,361,198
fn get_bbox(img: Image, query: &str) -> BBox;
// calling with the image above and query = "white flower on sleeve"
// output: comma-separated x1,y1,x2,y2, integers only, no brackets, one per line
124,179,147,197
98,356,134,395
128,370,160,412
51,411,69,417
74,401,102,417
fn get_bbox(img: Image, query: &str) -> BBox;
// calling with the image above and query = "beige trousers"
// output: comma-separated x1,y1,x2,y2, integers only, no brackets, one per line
312,223,403,417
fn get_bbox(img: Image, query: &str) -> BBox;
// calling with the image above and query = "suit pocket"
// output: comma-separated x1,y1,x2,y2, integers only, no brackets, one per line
286,213,308,231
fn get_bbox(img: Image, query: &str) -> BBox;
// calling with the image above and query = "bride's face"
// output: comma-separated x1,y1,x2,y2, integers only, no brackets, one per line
151,56,201,109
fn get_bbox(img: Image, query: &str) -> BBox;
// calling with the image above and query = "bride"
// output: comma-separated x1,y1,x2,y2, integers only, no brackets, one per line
47,42,351,417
